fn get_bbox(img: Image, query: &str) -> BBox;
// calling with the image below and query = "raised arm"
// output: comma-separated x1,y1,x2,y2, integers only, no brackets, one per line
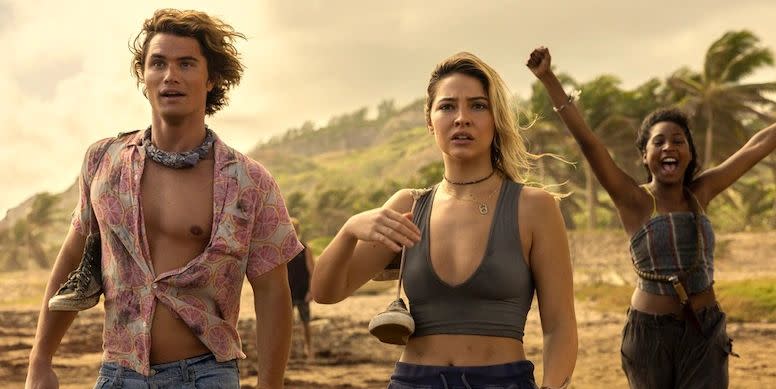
311,189,420,304
26,227,86,389
691,122,776,205
521,187,577,388
527,47,645,212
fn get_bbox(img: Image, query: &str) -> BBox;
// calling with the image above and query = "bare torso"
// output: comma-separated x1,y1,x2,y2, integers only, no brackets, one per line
140,151,215,364
400,182,531,366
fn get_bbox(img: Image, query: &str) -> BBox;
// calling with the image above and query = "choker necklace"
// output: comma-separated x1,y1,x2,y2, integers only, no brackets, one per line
442,182,501,215
144,126,216,169
443,169,495,185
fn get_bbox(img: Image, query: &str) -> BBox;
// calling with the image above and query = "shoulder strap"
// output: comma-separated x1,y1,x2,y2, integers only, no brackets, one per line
686,189,706,215
640,185,658,217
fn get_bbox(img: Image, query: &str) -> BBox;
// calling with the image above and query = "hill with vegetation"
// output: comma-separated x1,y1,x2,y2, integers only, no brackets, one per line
0,30,774,271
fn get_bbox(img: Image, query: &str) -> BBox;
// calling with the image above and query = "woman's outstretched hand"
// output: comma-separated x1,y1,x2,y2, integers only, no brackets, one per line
343,208,420,252
527,46,552,79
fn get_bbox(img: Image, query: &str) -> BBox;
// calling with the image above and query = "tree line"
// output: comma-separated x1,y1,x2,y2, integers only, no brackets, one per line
0,30,773,270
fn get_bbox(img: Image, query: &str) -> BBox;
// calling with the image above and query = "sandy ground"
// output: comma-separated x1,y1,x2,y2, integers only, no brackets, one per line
2,231,775,388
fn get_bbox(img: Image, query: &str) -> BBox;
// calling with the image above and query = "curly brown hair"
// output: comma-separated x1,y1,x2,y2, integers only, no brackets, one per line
130,9,245,115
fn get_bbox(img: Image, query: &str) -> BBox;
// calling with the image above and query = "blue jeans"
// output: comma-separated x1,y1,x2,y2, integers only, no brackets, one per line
94,353,239,389
388,360,538,389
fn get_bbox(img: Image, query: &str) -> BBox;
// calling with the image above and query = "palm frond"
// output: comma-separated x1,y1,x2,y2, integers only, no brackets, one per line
722,47,774,82
704,30,761,81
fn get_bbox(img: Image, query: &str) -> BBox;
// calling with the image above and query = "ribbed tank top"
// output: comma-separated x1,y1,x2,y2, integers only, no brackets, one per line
403,180,534,341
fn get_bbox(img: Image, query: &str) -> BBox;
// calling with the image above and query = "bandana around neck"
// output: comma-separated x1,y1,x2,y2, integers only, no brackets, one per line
143,126,216,169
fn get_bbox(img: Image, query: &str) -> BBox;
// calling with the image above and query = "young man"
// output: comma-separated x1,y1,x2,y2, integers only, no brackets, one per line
25,9,302,389
286,218,315,360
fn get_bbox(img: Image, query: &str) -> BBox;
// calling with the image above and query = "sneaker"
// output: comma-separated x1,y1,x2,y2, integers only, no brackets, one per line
48,233,103,311
368,298,415,345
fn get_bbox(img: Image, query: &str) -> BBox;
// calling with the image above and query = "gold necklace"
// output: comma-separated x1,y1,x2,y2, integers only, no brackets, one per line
442,182,501,215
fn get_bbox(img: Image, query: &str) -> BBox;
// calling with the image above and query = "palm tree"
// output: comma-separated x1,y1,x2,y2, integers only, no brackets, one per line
528,75,639,228
668,30,776,167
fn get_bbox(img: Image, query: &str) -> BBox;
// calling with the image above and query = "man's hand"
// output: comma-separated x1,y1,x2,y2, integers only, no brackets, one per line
25,361,59,389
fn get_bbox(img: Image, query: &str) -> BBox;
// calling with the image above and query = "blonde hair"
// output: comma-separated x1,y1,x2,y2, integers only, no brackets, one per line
130,8,245,115
425,52,538,183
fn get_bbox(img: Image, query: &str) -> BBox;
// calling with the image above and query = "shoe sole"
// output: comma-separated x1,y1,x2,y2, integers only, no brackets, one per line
368,311,415,345
48,294,100,312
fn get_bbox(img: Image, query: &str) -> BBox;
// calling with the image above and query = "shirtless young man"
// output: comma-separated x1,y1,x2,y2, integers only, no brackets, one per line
25,9,302,389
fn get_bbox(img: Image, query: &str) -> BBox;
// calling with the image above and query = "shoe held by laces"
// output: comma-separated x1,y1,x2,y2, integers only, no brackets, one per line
48,233,103,311
368,298,415,345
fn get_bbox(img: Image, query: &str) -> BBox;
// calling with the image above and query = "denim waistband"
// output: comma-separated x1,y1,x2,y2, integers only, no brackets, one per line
99,353,236,379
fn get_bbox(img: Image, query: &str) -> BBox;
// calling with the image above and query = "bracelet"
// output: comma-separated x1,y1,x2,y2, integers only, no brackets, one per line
553,89,581,113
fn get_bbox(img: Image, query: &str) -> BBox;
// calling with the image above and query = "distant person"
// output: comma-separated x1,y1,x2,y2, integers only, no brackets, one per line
287,217,316,359
528,46,776,388
25,9,301,389
312,52,577,389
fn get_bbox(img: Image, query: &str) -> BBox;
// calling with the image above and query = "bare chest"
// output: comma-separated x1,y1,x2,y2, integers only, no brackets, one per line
140,160,215,256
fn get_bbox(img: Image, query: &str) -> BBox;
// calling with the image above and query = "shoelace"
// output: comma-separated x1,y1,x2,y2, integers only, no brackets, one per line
62,266,93,294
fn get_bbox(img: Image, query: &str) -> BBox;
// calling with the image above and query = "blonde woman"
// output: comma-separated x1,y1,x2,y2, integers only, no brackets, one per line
312,52,577,389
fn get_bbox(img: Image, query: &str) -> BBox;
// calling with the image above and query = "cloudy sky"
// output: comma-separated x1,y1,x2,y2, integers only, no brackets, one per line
1,0,775,216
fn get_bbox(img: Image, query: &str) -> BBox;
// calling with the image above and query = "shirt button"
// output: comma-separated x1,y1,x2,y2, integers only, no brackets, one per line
152,284,158,289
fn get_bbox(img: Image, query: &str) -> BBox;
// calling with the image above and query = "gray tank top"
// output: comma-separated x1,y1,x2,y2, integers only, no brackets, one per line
403,180,534,341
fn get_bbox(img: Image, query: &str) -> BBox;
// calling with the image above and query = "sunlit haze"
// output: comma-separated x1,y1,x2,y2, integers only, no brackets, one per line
1,0,774,216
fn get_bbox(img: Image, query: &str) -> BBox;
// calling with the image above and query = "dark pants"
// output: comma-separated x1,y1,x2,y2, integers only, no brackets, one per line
388,360,537,389
292,298,311,323
621,304,735,389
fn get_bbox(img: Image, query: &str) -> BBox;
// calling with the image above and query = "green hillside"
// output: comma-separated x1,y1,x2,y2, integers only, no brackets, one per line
1,29,774,271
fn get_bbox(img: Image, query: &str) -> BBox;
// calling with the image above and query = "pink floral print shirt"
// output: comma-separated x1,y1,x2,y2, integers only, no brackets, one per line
72,130,302,376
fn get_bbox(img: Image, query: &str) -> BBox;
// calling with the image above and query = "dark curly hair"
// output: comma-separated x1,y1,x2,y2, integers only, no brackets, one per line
130,8,245,115
635,107,699,185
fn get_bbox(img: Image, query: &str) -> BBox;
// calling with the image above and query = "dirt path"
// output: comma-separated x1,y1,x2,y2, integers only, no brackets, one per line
3,231,776,388
3,295,775,388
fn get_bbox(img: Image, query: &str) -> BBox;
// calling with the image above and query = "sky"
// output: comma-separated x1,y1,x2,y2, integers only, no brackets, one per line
1,0,775,217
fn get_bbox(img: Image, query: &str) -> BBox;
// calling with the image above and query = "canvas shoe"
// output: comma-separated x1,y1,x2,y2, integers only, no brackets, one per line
368,298,415,345
48,234,103,311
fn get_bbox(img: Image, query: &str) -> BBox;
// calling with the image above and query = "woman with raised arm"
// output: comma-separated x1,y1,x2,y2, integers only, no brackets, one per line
312,52,577,389
527,46,776,389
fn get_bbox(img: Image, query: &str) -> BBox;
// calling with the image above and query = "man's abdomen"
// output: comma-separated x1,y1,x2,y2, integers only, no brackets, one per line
149,303,211,364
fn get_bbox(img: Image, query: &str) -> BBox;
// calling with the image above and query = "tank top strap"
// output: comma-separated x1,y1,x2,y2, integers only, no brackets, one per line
640,185,658,217
686,188,706,215
500,180,523,220
410,185,436,229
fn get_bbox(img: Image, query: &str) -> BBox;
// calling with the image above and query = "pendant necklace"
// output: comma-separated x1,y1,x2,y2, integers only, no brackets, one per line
442,181,501,215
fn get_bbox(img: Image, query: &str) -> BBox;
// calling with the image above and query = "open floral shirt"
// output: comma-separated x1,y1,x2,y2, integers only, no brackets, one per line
72,129,302,376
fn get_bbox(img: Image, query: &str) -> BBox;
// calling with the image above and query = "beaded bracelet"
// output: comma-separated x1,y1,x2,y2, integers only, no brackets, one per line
553,89,581,113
